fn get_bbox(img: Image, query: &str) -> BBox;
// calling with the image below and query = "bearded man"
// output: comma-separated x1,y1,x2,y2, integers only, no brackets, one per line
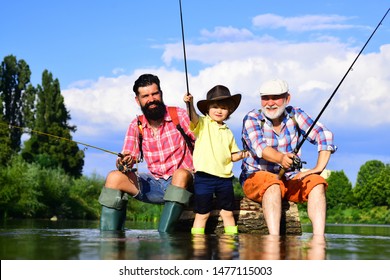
98,74,194,232
240,79,337,236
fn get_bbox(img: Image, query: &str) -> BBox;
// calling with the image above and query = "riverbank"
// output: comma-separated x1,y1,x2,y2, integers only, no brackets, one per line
299,205,390,224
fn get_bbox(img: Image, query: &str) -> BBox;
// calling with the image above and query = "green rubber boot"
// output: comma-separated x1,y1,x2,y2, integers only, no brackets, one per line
98,187,128,231
158,201,184,233
100,206,127,231
158,185,192,233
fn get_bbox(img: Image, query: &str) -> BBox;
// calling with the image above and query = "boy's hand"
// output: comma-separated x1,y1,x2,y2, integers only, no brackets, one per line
183,93,193,104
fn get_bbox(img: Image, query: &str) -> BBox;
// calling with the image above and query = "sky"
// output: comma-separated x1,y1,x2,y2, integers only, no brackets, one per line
1,0,390,185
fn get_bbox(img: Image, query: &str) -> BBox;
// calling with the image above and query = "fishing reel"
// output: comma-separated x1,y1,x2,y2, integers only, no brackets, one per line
117,153,138,174
290,155,306,171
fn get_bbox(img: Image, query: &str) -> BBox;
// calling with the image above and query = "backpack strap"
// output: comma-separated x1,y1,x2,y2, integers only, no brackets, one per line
136,115,144,162
167,107,194,153
286,107,301,139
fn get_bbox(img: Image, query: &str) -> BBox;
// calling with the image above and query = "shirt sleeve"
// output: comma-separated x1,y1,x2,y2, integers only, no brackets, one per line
294,107,337,153
230,133,241,154
242,111,268,158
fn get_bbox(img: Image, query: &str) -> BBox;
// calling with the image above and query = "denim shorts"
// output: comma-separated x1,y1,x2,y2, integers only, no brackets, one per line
133,173,172,204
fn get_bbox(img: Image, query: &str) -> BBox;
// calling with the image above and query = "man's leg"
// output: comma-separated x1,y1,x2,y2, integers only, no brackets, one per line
262,184,282,235
98,170,140,231
307,184,326,235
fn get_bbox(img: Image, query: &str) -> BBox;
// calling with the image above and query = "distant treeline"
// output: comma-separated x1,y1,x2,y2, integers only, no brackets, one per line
1,154,389,224
1,55,389,224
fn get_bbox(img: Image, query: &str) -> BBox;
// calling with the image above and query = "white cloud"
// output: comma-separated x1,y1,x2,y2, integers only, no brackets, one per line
200,26,254,41
64,39,390,143
60,14,390,180
252,13,360,32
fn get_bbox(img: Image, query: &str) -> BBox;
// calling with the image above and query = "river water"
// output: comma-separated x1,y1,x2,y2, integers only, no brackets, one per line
0,219,390,260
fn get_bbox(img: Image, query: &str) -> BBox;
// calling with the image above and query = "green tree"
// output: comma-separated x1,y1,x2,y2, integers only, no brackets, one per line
0,156,45,219
354,160,387,208
22,70,84,177
0,55,32,154
326,170,353,209
0,114,13,166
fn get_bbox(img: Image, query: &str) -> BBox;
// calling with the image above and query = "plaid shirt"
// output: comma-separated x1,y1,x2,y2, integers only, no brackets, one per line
240,106,336,183
122,106,194,180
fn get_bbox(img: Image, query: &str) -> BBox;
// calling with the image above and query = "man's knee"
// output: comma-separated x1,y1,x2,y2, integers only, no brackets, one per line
172,168,194,189
311,184,326,195
105,170,124,187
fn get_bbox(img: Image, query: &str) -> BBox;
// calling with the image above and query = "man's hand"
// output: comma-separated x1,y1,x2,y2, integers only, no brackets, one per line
116,154,136,173
281,153,295,169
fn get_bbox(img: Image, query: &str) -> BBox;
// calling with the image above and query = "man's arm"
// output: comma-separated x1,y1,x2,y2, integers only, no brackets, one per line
295,150,332,180
312,150,332,174
261,146,295,170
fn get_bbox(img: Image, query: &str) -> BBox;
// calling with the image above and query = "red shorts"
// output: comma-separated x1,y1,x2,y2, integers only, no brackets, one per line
242,171,328,203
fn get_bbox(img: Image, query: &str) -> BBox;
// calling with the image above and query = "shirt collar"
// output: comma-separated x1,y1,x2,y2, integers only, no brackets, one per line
206,114,228,128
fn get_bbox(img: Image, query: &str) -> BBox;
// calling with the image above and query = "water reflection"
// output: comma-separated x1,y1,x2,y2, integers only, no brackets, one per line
1,221,390,260
96,231,326,260
238,234,326,260
191,234,238,260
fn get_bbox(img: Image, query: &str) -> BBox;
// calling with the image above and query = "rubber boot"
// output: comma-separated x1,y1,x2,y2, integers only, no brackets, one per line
224,225,238,234
100,206,127,231
191,227,205,234
98,186,128,231
158,201,184,233
158,184,192,233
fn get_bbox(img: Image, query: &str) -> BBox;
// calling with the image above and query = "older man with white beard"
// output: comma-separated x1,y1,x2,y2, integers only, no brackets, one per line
240,79,337,236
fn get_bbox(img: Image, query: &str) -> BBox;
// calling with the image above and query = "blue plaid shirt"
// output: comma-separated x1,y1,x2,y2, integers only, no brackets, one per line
240,106,336,183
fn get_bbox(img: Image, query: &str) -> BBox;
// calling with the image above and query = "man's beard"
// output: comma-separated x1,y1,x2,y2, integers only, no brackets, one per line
262,101,287,120
141,100,166,121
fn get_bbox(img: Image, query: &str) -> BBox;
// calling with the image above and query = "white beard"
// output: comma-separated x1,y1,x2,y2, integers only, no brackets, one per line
262,101,287,120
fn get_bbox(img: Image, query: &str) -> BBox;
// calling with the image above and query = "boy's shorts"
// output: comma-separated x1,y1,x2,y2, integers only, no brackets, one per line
242,171,328,203
193,172,235,214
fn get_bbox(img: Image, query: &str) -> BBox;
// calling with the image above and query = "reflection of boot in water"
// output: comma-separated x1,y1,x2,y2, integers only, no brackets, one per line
218,234,237,260
99,231,127,259
192,233,208,259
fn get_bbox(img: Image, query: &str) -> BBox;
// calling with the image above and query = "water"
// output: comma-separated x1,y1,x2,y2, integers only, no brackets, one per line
1,219,390,260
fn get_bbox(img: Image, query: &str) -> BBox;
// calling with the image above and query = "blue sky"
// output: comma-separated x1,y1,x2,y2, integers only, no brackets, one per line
1,0,390,185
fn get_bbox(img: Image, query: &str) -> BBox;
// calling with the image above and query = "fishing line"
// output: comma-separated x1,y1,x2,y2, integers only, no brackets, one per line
0,121,120,156
279,8,390,178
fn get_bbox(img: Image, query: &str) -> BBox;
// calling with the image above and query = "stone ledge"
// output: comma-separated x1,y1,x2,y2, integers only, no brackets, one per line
175,196,302,235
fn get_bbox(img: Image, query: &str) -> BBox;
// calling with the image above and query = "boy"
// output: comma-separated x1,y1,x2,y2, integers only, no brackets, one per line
184,85,248,234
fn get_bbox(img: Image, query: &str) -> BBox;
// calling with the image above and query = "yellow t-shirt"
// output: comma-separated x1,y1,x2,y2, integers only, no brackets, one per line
191,115,240,178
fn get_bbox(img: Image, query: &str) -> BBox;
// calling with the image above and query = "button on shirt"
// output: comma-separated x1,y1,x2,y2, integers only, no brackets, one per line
122,106,194,180
240,106,336,183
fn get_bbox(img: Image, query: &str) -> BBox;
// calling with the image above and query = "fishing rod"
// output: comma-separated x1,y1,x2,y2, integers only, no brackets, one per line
0,121,136,173
279,8,390,178
179,0,192,120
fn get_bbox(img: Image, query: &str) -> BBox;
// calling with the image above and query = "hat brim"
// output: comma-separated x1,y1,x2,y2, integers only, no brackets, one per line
197,94,242,116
